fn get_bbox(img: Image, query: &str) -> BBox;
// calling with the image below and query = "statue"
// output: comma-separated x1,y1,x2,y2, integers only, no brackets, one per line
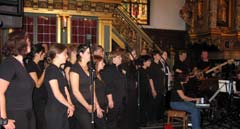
217,0,228,26
179,0,194,26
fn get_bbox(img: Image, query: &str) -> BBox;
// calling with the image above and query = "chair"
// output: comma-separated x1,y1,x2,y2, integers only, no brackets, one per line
167,109,188,129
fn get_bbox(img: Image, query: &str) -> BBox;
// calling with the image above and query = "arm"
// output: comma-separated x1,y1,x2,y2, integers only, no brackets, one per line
64,66,71,84
70,71,93,112
106,94,114,109
64,86,74,117
0,79,15,129
149,79,157,98
177,90,199,102
29,70,45,88
0,79,9,119
49,79,73,110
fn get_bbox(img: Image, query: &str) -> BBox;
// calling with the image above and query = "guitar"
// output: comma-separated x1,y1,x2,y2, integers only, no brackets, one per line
192,59,235,80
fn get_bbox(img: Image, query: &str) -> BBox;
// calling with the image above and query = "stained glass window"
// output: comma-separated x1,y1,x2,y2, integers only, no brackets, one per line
122,0,150,25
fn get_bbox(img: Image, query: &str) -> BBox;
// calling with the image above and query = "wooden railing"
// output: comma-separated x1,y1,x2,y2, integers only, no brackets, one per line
112,5,161,53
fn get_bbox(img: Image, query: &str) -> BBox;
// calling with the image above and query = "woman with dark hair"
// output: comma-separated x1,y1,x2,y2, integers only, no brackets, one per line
0,30,35,129
70,44,94,129
101,50,127,129
170,75,201,129
44,44,74,129
25,43,47,129
138,55,152,126
93,55,109,129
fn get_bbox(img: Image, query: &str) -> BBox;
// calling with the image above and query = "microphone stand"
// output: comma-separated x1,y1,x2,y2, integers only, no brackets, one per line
86,34,95,129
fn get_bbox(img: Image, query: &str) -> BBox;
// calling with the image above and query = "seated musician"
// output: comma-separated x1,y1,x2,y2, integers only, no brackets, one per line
170,74,201,129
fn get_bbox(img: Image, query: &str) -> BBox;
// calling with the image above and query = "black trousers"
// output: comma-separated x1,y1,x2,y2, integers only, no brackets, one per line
74,107,92,129
45,106,68,129
107,101,125,129
7,109,36,129
95,112,108,129
150,93,166,121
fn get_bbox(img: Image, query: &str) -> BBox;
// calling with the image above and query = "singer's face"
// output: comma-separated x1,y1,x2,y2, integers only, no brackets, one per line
81,48,90,62
162,51,167,60
98,60,105,71
57,49,68,64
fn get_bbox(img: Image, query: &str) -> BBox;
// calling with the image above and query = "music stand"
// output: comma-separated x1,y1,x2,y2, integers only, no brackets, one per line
209,80,236,102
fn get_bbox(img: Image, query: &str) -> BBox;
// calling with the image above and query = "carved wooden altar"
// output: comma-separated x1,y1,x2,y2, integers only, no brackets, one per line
182,0,240,59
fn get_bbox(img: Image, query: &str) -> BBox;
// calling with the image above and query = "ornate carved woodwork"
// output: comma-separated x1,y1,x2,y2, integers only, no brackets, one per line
182,0,240,59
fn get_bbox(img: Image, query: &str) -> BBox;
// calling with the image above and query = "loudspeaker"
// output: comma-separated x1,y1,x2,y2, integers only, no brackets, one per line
0,0,23,28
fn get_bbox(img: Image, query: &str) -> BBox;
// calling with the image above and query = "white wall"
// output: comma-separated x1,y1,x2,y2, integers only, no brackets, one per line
143,0,186,30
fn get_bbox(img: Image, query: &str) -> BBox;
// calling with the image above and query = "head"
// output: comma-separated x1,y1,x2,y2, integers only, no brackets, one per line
67,44,78,62
152,50,161,61
47,43,67,64
2,30,31,57
29,43,45,61
129,49,137,61
77,44,90,63
138,55,152,68
42,43,49,53
179,50,187,62
141,48,148,56
93,55,105,73
93,45,104,58
160,51,168,61
108,50,122,66
201,50,209,61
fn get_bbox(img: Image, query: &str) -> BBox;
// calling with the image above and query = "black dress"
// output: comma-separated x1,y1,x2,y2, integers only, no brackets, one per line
44,64,69,129
70,63,92,129
0,56,36,129
95,77,108,129
25,60,47,129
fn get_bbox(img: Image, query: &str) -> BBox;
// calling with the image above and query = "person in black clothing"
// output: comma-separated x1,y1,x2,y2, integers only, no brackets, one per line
148,50,166,122
160,51,173,111
25,44,47,129
138,55,152,126
93,55,109,129
170,75,201,129
0,30,35,129
70,44,95,129
173,50,190,78
101,50,127,129
44,44,74,129
120,49,138,129
64,44,80,129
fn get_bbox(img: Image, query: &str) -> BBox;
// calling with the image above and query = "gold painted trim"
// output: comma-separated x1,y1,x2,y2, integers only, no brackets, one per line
24,8,113,18
57,15,61,43
112,32,125,49
67,16,72,44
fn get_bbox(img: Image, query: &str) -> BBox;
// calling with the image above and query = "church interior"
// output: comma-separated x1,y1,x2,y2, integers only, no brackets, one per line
1,0,240,129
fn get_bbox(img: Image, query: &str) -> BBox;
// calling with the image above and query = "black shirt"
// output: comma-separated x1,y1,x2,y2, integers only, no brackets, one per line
0,57,34,110
25,60,47,104
44,64,68,111
139,68,151,98
197,60,212,70
95,77,108,107
101,64,127,102
70,63,91,108
173,60,190,77
171,81,184,102
148,61,165,93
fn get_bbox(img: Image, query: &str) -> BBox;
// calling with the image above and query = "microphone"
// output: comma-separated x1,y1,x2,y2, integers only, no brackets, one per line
86,34,92,47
